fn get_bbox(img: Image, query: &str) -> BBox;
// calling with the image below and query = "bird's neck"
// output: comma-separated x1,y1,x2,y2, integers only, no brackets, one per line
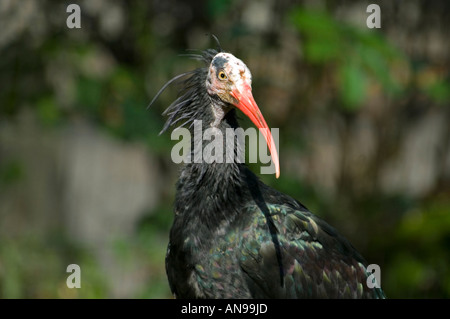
173,109,249,238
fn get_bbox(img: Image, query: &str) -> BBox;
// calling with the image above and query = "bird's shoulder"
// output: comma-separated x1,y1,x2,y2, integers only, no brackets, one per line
236,198,383,298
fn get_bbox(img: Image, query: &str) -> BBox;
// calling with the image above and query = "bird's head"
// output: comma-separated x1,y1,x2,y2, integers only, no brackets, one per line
150,47,280,178
206,52,252,106
205,52,279,178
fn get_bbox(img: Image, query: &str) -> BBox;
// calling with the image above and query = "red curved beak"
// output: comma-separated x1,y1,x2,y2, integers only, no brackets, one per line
230,84,280,178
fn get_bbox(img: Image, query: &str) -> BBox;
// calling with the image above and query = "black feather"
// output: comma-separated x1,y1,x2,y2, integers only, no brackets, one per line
146,71,194,111
211,34,223,52
149,49,219,136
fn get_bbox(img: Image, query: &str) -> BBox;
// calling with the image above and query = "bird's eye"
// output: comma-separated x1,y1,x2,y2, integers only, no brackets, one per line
218,71,227,80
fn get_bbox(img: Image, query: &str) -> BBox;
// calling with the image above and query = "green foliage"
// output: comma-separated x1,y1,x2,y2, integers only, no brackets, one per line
73,60,169,153
290,8,404,110
338,60,368,110
134,208,173,298
110,206,173,298
290,9,343,63
0,160,24,188
207,0,234,18
385,197,450,298
422,77,450,105
0,235,108,298
37,96,61,126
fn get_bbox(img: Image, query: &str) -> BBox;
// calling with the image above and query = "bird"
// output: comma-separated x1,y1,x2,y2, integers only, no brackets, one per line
150,40,386,299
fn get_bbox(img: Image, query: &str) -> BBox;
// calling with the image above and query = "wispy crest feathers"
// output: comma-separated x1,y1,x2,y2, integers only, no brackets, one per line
148,49,220,135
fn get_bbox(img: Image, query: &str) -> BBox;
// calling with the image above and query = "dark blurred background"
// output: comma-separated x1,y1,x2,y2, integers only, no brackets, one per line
0,0,449,298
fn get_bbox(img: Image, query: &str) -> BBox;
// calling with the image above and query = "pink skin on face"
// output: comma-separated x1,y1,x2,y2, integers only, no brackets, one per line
207,53,280,178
